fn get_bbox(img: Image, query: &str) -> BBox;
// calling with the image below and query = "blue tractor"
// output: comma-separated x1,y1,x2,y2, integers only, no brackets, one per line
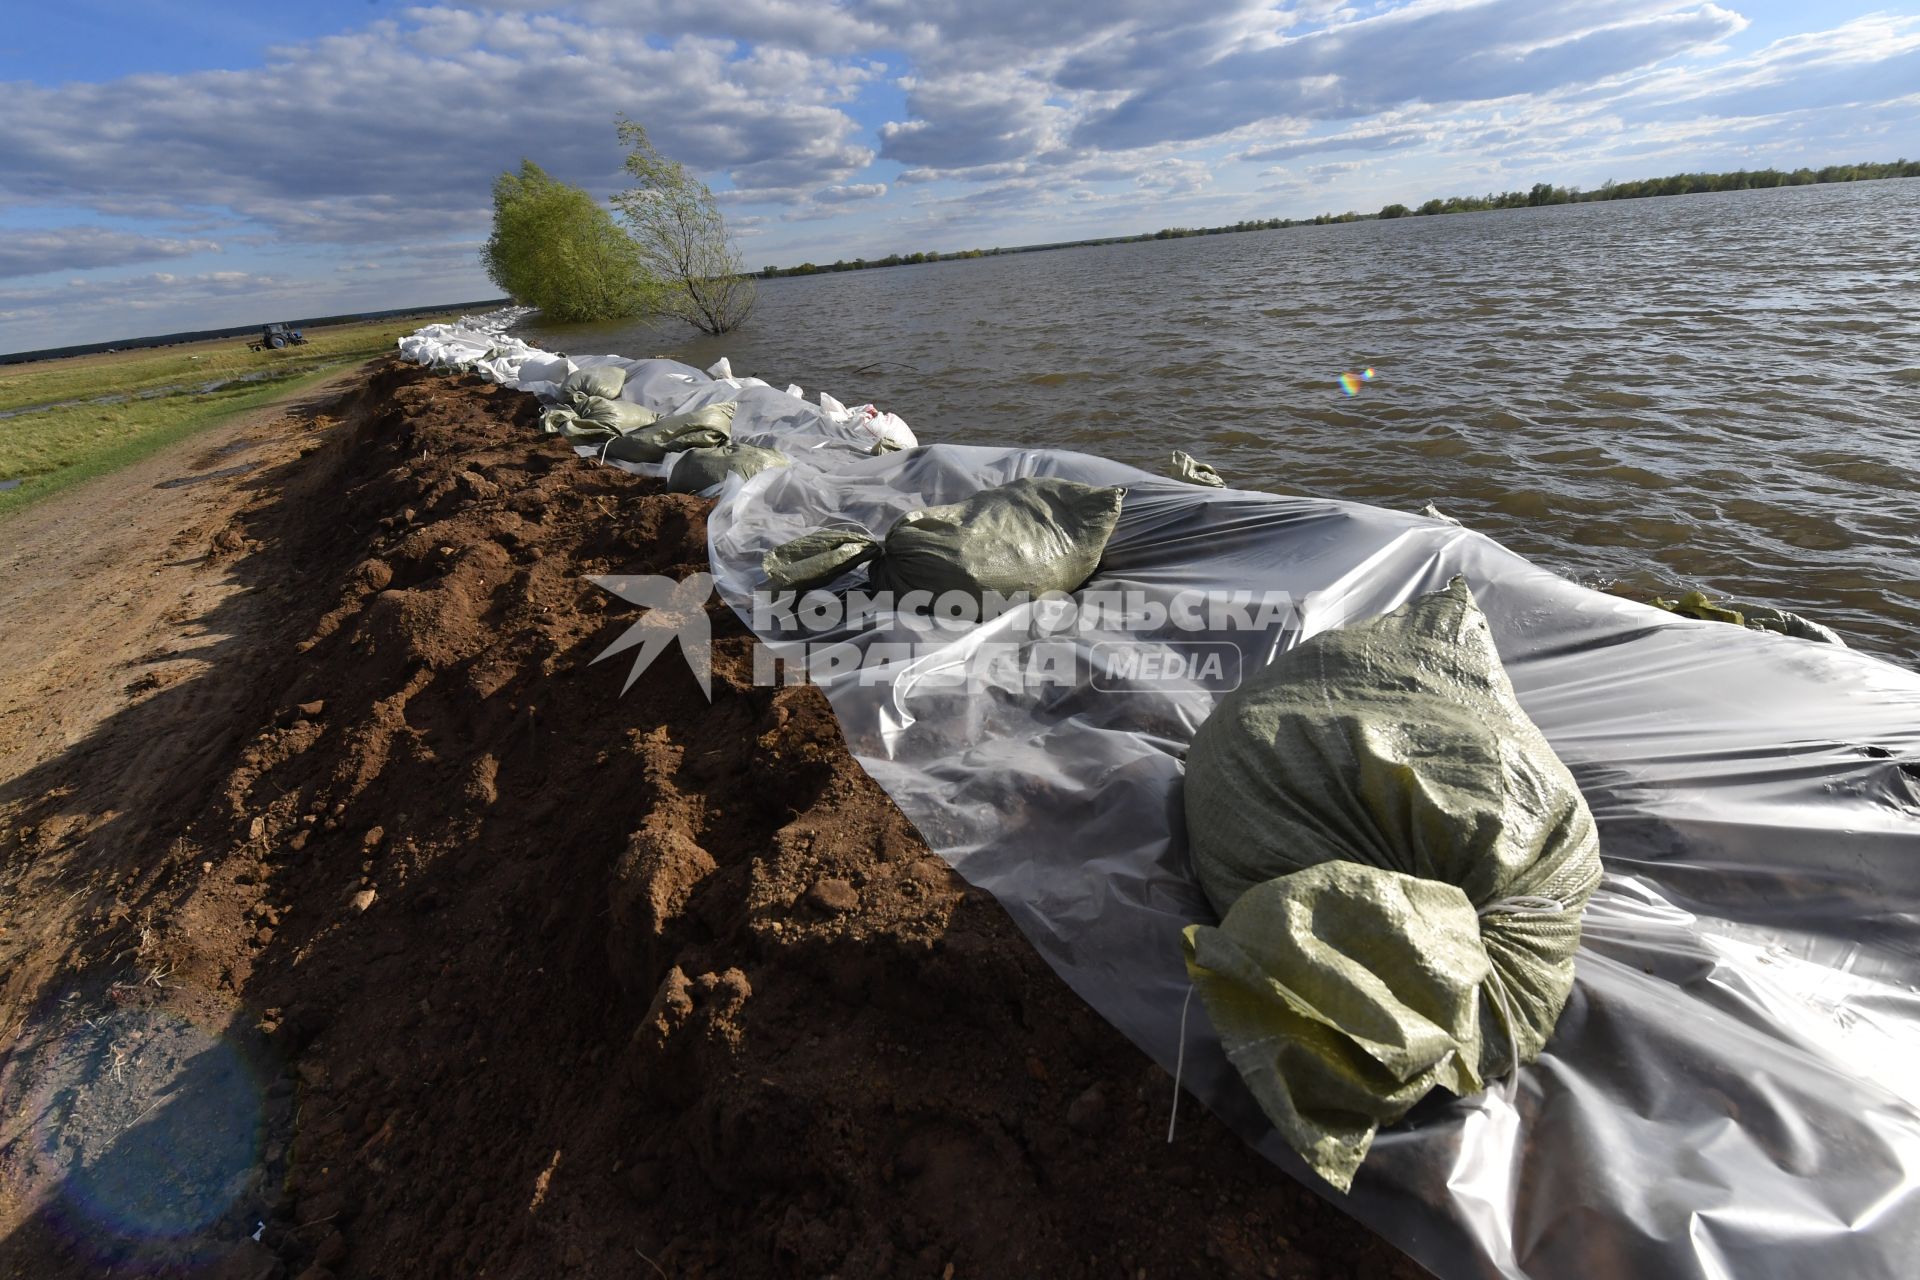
249,322,307,352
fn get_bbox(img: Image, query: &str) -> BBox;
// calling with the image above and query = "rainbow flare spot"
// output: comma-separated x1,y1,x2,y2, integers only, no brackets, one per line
20,1007,267,1256
1337,367,1380,396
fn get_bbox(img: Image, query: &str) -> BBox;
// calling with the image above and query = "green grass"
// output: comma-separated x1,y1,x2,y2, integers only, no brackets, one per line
0,361,358,518
0,314,455,519
0,315,449,413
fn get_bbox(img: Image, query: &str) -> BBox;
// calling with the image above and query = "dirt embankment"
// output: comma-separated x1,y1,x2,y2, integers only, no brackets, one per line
0,360,1422,1280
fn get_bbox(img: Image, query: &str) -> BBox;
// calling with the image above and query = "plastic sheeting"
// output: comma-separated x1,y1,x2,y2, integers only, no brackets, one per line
402,313,1920,1280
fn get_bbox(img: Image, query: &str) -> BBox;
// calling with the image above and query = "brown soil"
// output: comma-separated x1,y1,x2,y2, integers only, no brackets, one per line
0,359,1425,1280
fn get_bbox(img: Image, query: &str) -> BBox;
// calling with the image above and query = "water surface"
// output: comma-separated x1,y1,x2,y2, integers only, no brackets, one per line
523,179,1920,660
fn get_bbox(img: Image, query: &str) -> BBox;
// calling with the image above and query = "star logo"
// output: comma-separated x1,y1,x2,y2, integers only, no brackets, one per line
586,572,716,698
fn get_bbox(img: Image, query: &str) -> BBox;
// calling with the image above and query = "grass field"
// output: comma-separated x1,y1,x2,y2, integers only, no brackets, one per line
0,314,454,517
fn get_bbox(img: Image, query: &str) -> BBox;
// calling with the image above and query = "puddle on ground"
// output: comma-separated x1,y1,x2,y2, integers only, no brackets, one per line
1,370,287,422
0,994,281,1266
154,462,259,490
0,477,22,492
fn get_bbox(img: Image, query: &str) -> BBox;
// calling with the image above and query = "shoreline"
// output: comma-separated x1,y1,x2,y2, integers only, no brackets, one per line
753,164,1920,278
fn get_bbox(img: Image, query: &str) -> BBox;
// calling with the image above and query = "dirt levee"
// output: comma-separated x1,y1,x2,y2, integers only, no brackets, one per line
0,361,1421,1279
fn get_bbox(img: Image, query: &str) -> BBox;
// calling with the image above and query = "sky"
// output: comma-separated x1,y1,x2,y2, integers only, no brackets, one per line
2,0,1917,353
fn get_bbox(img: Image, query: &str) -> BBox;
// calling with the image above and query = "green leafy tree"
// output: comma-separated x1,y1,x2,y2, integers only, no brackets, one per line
612,119,756,334
482,161,659,324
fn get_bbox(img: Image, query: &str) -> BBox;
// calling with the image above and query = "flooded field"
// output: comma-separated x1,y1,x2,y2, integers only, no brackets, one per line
525,179,1920,660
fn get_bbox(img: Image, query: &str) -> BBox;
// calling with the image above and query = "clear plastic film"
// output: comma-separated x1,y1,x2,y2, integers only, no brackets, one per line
404,317,1920,1279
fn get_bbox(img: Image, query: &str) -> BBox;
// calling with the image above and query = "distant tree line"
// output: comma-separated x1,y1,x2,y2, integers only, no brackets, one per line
756,158,1919,279
1376,159,1919,219
759,220,1311,277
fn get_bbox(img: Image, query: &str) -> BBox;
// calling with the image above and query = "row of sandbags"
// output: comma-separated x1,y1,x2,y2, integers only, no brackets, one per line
397,311,918,476
400,312,1752,1196
408,311,1564,1191
757,472,1599,1191
541,363,788,493
399,312,1920,1278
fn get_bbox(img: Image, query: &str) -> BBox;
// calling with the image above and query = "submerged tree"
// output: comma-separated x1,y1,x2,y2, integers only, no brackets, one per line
483,161,660,323
612,118,756,334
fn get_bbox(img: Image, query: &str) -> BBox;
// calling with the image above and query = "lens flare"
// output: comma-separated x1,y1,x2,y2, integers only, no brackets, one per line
1337,367,1380,396
17,1004,267,1257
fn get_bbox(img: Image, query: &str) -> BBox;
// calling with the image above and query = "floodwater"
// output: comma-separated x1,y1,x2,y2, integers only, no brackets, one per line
520,178,1920,660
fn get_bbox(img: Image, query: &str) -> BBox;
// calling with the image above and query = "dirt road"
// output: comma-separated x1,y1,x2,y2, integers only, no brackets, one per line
1,362,374,1031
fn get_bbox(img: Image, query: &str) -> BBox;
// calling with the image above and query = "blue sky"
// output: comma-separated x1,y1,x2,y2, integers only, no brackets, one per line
2,1,1917,352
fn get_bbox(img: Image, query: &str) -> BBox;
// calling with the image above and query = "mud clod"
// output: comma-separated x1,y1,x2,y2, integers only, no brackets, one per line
806,876,860,914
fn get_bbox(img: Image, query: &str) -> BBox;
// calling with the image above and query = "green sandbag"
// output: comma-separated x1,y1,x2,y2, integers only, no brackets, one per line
1169,450,1226,488
1652,589,1844,646
1741,602,1845,646
544,364,649,439
561,365,627,401
763,476,1125,600
1652,589,1743,625
541,395,659,440
1181,577,1601,1192
667,443,789,493
602,402,737,465
763,528,884,591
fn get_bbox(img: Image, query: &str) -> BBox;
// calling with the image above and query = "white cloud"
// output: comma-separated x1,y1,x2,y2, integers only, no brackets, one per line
815,183,888,202
1069,2,1749,149
1134,159,1214,195
1238,126,1431,164
0,10,874,241
1306,161,1367,180
879,70,1068,170
0,270,288,318
0,227,221,279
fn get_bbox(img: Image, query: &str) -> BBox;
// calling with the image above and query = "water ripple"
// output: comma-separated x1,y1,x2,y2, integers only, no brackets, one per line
525,179,1920,660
